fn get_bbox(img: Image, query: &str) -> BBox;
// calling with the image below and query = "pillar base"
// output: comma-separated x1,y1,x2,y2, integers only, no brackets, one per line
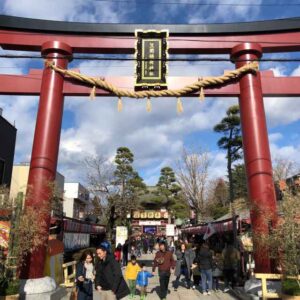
20,277,56,294
19,277,68,300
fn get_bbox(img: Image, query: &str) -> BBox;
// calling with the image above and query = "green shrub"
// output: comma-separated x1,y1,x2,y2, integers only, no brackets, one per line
282,279,300,296
0,278,19,296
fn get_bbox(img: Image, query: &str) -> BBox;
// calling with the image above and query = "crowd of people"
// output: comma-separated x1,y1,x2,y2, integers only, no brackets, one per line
75,235,241,300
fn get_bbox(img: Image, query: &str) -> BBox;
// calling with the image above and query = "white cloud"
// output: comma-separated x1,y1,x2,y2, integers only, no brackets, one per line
188,0,263,23
263,64,300,127
269,132,283,143
2,0,133,23
0,96,38,162
270,142,300,172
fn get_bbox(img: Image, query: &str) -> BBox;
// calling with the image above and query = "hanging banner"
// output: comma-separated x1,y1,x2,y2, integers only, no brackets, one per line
63,232,90,251
135,29,168,90
166,224,175,236
116,226,128,246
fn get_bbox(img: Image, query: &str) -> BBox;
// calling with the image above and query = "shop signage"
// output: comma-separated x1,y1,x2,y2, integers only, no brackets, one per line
132,210,169,219
139,220,161,226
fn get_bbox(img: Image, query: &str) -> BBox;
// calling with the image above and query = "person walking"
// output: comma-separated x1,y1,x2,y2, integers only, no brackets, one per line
149,236,155,254
136,263,154,300
125,255,141,299
142,236,149,254
122,239,129,267
195,242,213,295
191,244,201,290
152,241,175,300
95,245,130,300
136,237,142,257
222,242,240,292
174,243,194,290
76,250,95,300
114,243,122,263
212,252,223,292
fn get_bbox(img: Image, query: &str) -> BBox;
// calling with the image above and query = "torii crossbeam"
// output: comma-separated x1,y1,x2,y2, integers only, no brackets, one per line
1,15,300,280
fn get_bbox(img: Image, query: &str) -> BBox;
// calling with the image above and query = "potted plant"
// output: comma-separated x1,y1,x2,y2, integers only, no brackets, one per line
0,270,20,300
256,191,300,299
0,185,51,299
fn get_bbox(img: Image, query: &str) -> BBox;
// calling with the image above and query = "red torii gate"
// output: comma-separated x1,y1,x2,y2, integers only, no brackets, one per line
1,15,300,279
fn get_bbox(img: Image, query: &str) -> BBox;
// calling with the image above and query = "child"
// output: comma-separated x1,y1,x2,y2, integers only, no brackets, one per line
125,255,141,299
136,263,153,300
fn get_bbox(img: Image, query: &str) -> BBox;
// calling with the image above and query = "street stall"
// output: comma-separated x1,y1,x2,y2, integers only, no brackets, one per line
181,210,254,279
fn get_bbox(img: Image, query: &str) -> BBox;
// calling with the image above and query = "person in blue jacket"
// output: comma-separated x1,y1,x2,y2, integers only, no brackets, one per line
136,263,154,300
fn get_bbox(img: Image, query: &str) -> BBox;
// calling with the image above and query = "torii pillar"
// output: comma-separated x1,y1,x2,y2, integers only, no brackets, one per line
231,43,277,273
20,41,72,279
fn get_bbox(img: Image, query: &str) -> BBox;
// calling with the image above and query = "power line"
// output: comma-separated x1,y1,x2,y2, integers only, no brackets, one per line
92,0,300,7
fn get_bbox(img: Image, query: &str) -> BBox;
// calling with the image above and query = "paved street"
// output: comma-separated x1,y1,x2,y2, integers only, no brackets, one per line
93,253,238,300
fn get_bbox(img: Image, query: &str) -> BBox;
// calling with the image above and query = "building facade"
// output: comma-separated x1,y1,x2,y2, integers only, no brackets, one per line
10,164,65,216
63,183,89,220
130,209,170,236
0,110,17,187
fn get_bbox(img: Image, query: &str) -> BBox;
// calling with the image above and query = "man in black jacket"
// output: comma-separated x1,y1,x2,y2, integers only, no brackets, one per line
95,245,130,300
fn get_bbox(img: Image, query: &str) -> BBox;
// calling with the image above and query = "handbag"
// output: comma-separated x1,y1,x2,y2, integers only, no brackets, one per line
212,267,223,277
70,286,78,300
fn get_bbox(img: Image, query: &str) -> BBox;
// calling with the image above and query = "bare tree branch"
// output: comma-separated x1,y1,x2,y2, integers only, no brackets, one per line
176,147,211,222
273,157,300,182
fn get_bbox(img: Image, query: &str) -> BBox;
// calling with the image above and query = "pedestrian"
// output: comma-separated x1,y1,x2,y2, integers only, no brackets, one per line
95,245,130,300
194,242,213,295
152,241,175,300
125,255,141,299
191,244,201,290
136,237,142,257
174,243,194,290
114,243,122,263
76,250,94,300
142,236,149,254
122,239,129,267
136,263,154,300
212,252,223,292
222,241,240,292
169,237,175,253
149,236,155,254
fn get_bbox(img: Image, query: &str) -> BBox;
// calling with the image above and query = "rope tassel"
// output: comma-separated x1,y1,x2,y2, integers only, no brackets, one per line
146,97,152,112
117,97,123,112
177,97,183,114
90,86,96,100
199,86,205,101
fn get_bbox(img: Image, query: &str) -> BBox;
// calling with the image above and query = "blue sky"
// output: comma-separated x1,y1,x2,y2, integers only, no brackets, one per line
0,0,300,185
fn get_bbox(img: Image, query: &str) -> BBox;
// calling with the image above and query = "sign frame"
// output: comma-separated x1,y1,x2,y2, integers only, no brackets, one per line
135,29,169,90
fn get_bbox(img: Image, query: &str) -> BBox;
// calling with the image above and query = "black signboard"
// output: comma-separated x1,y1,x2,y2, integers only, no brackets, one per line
135,30,168,90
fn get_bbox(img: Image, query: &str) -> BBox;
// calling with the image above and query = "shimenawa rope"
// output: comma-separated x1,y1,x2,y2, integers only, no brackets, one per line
45,60,259,113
